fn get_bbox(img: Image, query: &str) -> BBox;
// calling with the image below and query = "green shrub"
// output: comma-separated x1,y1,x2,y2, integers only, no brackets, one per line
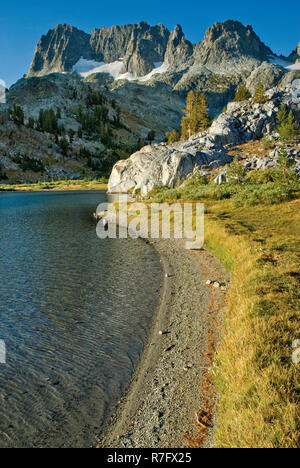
233,184,298,207
261,134,276,150
226,156,247,183
184,171,210,187
148,178,300,206
166,129,180,144
233,85,251,102
253,83,268,104
246,169,282,184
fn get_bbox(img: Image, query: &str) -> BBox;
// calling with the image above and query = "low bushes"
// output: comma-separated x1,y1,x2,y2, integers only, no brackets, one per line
148,171,300,207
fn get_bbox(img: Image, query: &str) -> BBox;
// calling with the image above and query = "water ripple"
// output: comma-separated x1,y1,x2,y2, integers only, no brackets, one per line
0,191,162,447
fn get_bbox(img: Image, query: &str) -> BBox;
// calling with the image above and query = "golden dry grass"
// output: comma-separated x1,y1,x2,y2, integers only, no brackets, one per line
0,179,107,192
204,199,300,448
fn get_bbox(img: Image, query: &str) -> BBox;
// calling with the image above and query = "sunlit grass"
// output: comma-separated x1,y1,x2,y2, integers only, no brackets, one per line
204,199,300,448
0,178,108,192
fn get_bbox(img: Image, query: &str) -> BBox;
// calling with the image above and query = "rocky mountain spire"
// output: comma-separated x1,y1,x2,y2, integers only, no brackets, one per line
27,24,94,77
289,43,300,63
164,25,194,66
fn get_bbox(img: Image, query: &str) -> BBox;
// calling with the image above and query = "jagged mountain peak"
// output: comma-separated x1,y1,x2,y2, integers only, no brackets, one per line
27,19,283,80
199,19,273,61
28,24,93,77
289,42,300,63
164,24,193,66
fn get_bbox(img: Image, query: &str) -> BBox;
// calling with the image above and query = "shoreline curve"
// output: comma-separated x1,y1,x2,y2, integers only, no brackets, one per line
99,238,229,448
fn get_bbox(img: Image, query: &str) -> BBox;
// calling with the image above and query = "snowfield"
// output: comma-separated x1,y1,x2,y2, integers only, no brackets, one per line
73,58,168,81
269,56,300,71
73,58,124,78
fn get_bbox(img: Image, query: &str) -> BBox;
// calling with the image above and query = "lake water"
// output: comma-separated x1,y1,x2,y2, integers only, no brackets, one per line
0,191,162,447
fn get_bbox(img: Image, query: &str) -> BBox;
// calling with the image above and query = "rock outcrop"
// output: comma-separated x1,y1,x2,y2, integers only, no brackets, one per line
164,25,193,67
246,62,286,93
28,22,171,78
92,22,170,77
108,85,298,194
289,43,300,63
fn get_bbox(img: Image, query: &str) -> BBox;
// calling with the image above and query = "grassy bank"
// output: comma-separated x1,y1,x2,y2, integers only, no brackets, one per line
145,176,299,447
204,199,299,448
0,178,108,192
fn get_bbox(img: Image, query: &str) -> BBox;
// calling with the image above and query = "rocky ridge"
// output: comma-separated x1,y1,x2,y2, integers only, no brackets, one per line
27,19,293,80
24,19,300,130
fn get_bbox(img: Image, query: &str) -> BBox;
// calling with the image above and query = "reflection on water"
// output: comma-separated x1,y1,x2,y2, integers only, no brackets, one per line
0,191,162,447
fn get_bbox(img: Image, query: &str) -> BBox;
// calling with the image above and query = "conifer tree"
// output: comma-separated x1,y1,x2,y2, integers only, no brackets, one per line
59,137,69,156
226,156,247,184
11,104,24,126
191,93,211,133
278,145,296,178
233,84,251,102
253,83,267,104
287,111,297,139
147,130,156,144
166,129,180,144
277,105,298,141
181,90,196,139
181,116,189,141
276,102,288,127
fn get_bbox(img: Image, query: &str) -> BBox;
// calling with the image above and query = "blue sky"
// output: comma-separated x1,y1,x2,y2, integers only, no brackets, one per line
0,0,299,87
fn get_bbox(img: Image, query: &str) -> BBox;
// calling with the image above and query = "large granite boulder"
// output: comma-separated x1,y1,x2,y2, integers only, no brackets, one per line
108,143,232,193
246,62,286,94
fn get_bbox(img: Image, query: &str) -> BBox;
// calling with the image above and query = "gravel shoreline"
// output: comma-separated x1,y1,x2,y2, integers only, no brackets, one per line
100,239,229,448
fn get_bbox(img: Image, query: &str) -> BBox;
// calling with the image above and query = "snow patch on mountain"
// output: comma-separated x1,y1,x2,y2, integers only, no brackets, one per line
73,58,105,74
269,56,300,71
116,62,169,82
73,58,124,78
139,62,169,81
72,58,168,81
287,62,300,71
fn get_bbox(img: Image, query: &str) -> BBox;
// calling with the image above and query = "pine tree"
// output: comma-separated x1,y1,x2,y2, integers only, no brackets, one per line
276,102,288,127
11,104,24,126
287,111,297,139
147,130,156,144
277,106,298,141
278,145,296,178
181,117,189,141
191,93,211,133
59,137,69,156
253,83,267,104
166,129,180,144
233,85,251,102
226,156,247,184
181,90,196,139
